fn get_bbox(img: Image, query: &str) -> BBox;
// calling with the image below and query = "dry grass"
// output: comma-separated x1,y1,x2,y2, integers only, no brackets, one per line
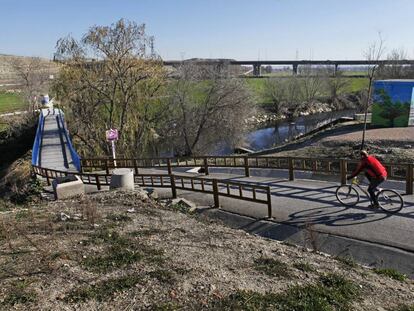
0,190,413,310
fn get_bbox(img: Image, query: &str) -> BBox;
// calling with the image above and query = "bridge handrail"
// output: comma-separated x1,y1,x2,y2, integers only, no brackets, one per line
57,111,81,171
80,155,414,195
31,112,44,166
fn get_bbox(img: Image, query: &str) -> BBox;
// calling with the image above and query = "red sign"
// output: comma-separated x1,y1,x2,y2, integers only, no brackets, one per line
106,129,119,141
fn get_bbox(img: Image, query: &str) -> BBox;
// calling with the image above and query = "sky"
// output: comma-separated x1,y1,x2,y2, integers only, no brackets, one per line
1,0,414,60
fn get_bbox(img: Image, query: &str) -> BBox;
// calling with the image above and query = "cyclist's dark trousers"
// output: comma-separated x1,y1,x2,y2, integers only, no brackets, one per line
367,176,385,205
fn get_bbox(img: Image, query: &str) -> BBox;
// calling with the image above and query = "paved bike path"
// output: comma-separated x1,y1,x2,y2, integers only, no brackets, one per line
143,168,414,253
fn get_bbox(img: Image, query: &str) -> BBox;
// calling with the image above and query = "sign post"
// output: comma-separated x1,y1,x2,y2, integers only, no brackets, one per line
106,129,119,167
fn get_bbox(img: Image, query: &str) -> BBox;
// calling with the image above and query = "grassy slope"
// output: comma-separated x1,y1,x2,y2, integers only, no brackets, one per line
0,92,25,113
0,191,412,310
246,77,369,105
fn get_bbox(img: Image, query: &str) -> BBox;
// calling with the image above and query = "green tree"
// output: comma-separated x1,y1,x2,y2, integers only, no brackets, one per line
377,90,410,127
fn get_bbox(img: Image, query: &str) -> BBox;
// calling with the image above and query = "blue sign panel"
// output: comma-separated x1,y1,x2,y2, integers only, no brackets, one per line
373,80,414,127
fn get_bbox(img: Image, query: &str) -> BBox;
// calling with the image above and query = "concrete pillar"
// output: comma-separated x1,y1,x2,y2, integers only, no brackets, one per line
110,168,134,191
292,64,298,75
333,64,339,76
253,64,261,76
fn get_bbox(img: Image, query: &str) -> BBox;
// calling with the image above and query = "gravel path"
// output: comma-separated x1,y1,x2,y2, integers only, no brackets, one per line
321,127,414,143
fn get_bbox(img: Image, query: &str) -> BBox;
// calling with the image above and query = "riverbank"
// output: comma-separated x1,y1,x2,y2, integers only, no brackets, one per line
245,102,336,127
240,110,357,153
257,121,414,163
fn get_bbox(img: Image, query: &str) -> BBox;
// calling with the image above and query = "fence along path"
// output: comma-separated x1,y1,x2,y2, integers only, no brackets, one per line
31,165,273,218
80,155,414,195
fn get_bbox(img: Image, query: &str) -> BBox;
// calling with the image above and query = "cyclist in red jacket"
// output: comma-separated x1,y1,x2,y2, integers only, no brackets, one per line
347,150,388,208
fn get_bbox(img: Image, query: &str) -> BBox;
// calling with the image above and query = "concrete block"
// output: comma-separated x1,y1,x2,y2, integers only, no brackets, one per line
145,188,159,200
171,198,197,210
52,175,84,200
110,168,134,191
186,167,201,173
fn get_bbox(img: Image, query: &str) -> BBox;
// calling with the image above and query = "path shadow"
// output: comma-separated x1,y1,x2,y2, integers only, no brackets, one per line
283,205,392,227
223,177,414,221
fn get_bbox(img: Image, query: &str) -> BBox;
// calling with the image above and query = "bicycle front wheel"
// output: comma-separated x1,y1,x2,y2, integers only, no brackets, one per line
336,185,360,206
376,190,403,213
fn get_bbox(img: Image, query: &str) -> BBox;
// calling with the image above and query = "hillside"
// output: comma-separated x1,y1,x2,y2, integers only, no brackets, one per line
0,189,413,310
0,54,59,87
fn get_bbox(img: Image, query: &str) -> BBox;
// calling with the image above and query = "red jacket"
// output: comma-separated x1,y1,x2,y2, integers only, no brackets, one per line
351,156,388,179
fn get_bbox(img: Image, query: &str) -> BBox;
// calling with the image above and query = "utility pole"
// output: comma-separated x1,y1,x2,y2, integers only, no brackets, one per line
361,74,374,151
361,34,384,151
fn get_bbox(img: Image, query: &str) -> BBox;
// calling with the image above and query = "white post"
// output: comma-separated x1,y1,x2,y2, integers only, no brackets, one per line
111,140,117,167
408,87,414,126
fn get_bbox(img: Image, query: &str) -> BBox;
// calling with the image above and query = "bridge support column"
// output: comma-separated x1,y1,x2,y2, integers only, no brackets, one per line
333,64,339,76
253,64,261,76
292,64,298,75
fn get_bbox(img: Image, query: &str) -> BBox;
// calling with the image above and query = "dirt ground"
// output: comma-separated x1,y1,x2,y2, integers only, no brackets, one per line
0,190,413,310
320,127,414,145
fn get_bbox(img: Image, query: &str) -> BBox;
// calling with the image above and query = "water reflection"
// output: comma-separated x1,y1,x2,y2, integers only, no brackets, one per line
245,110,355,152
158,110,356,156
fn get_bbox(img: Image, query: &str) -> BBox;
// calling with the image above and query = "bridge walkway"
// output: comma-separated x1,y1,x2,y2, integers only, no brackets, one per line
38,109,77,171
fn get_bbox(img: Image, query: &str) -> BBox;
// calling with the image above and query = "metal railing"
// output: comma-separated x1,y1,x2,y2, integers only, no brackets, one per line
57,112,81,171
31,112,44,166
81,156,414,195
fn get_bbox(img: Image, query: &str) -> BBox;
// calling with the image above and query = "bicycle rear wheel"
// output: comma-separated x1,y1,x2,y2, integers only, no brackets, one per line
376,189,403,213
336,185,360,206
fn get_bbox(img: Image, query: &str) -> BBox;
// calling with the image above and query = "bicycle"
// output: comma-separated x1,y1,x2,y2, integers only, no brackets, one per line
335,177,404,213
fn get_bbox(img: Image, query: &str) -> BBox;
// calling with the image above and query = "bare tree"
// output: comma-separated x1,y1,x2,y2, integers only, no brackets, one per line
283,77,303,120
324,72,351,110
361,34,385,150
262,78,286,115
53,19,168,157
377,48,414,79
261,77,304,121
164,62,254,156
10,57,52,113
299,65,324,103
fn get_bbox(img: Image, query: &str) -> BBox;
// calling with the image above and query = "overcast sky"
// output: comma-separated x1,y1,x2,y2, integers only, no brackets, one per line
1,0,413,60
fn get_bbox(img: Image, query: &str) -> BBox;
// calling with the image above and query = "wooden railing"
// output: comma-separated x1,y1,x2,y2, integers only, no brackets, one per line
31,165,273,217
81,156,414,195
172,175,272,217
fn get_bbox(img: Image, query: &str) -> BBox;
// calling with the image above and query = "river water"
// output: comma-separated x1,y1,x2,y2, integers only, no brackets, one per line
215,109,356,155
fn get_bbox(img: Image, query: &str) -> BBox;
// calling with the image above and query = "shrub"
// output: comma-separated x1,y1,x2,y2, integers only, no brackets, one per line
373,268,406,282
254,257,291,278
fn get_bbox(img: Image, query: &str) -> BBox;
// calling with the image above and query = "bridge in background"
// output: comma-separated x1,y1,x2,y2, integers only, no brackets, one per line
164,59,414,76
54,57,414,77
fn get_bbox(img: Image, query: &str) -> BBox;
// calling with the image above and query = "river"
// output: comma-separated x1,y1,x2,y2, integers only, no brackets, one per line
214,109,356,155
157,109,356,156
